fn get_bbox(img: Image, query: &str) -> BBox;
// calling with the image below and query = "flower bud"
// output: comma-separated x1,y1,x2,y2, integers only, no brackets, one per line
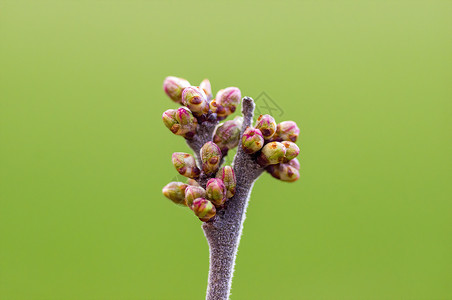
184,186,206,208
274,121,300,142
213,118,242,154
200,141,222,174
192,198,216,222
205,178,227,206
163,76,190,103
210,87,241,118
255,114,277,140
162,182,188,205
216,87,241,111
162,108,197,138
187,178,200,187
281,141,300,161
287,157,300,170
257,142,286,166
182,86,210,116
162,109,179,134
241,127,264,154
175,107,198,138
200,79,212,100
172,152,200,178
266,163,300,182
216,166,236,198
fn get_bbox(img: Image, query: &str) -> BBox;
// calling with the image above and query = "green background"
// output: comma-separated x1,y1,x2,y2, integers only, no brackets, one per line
1,0,451,299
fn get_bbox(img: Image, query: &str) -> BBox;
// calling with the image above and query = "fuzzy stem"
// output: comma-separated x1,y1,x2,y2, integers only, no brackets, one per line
201,97,264,300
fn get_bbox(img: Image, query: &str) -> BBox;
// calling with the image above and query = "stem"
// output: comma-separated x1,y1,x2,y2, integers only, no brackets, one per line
202,97,264,300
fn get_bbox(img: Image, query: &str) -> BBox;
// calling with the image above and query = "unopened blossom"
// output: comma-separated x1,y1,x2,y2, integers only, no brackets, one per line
255,114,277,140
200,141,222,174
172,152,200,178
213,116,243,154
257,142,286,166
162,107,197,138
210,87,241,118
185,186,206,209
281,141,300,162
266,163,300,182
163,76,190,103
182,86,210,116
241,127,264,154
273,121,300,142
216,166,236,199
205,178,227,206
192,198,216,222
162,182,188,205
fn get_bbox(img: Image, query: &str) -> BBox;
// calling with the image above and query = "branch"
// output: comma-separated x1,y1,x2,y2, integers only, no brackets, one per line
201,97,264,300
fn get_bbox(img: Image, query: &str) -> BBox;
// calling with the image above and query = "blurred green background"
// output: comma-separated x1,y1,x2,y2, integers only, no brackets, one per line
1,0,451,299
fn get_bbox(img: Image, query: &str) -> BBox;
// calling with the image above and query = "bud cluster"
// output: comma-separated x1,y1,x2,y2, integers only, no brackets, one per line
240,114,301,182
160,76,300,224
162,76,242,139
162,163,237,222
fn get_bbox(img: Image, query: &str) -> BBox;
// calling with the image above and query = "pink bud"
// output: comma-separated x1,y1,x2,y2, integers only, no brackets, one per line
200,141,222,174
216,166,236,199
172,152,200,178
162,182,189,205
281,141,300,161
205,178,227,206
163,76,190,103
213,117,243,154
182,86,210,116
274,121,300,142
192,198,216,222
257,142,286,166
185,186,206,209
255,114,277,140
241,127,264,154
266,163,300,182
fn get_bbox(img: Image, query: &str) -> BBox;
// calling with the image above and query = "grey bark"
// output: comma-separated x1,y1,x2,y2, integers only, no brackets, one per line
187,97,264,300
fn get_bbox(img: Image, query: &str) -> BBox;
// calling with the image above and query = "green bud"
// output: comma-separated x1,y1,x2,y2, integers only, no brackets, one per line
184,186,206,209
205,178,227,206
182,86,210,116
281,141,300,161
255,114,277,140
192,198,216,222
266,163,300,182
274,121,300,142
213,117,243,154
216,166,236,199
257,142,286,166
172,152,200,178
162,182,188,205
200,141,222,174
241,127,264,154
200,79,212,100
163,76,191,103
